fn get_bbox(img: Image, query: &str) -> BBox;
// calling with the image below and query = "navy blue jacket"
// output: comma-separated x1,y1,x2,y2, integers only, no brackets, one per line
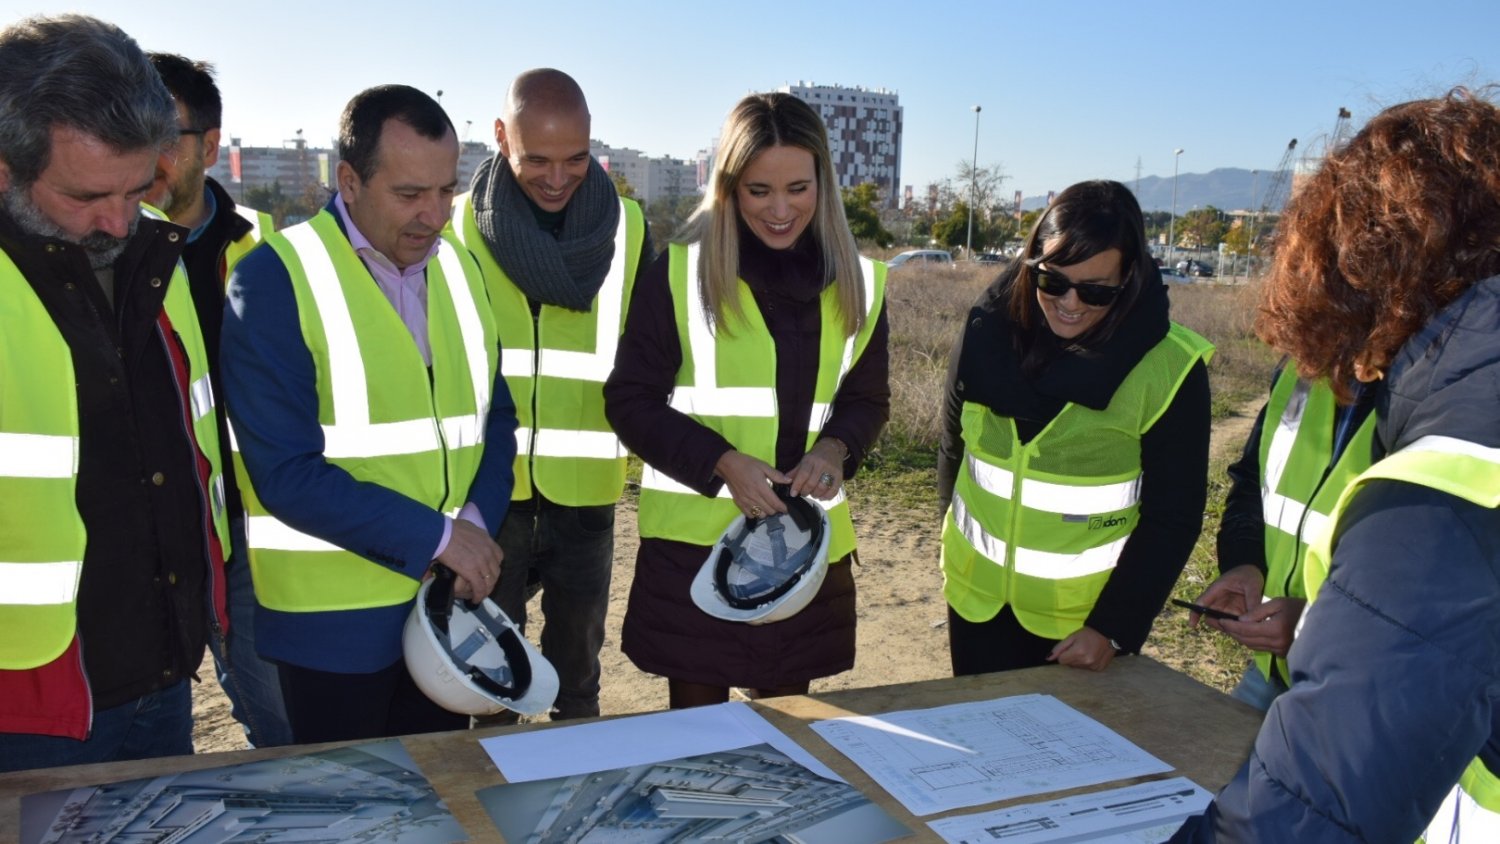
221,201,517,673
1174,276,1500,841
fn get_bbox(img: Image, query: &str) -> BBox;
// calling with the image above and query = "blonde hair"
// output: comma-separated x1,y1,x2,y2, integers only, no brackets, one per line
682,92,865,335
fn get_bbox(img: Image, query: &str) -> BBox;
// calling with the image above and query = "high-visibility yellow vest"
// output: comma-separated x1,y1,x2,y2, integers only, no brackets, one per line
942,322,1213,639
225,204,274,272
637,242,885,561
0,222,225,669
234,210,498,613
452,194,644,506
1253,370,1374,684
1302,436,1500,844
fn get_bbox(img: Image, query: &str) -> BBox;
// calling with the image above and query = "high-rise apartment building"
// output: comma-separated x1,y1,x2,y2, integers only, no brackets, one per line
779,81,902,207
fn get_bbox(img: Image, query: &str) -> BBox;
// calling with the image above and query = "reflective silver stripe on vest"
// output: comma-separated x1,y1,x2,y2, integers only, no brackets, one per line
536,201,630,383
502,350,535,380
951,493,1125,579
434,244,490,447
246,515,342,552
665,243,778,418
250,501,460,554
640,464,734,498
1425,781,1500,842
0,432,77,478
533,429,626,459
1405,434,1500,464
668,386,777,418
836,257,878,376
235,205,265,239
513,426,530,454
283,225,467,459
966,453,1140,515
639,463,847,509
189,375,214,423
0,560,83,605
1261,379,1314,539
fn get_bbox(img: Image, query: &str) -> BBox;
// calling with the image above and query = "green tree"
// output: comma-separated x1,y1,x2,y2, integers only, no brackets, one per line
645,194,698,251
1016,208,1043,239
242,180,324,228
1142,210,1173,243
1221,220,1255,257
841,183,894,247
931,201,982,252
1176,206,1227,250
609,171,637,199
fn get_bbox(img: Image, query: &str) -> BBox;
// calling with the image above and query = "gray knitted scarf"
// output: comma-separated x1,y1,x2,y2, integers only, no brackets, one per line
469,155,620,312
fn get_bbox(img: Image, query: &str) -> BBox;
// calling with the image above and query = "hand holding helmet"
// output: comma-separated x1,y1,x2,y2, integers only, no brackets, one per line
403,565,558,716
691,487,831,625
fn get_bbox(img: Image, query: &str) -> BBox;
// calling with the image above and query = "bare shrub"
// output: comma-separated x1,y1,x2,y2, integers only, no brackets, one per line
1168,282,1280,415
879,271,1274,453
882,264,997,449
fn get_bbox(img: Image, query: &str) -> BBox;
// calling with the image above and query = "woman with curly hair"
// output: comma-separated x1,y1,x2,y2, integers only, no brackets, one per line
1174,89,1500,841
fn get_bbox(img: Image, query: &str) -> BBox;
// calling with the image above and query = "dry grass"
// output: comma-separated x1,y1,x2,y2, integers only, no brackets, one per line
860,264,1281,694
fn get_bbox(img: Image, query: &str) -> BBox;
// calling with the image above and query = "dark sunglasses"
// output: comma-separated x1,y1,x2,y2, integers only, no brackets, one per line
1032,266,1125,307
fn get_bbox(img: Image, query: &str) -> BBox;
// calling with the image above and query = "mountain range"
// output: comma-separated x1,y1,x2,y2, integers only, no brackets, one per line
1018,167,1292,214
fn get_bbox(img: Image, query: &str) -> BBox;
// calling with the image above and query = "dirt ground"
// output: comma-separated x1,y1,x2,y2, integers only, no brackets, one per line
191,409,1258,753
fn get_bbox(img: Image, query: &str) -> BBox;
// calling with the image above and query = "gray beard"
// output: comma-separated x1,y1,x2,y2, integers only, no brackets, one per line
2,184,135,269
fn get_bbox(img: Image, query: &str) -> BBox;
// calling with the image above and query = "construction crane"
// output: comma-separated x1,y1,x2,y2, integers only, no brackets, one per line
1329,107,1353,154
1248,138,1297,251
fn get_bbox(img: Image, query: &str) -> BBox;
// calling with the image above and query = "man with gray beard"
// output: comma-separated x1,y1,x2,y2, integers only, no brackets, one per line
0,15,230,771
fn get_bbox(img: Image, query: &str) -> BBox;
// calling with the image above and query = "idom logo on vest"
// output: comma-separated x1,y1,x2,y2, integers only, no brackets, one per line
1088,514,1130,530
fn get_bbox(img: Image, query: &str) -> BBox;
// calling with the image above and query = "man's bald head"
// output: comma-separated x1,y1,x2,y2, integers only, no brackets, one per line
495,68,593,213
502,68,589,126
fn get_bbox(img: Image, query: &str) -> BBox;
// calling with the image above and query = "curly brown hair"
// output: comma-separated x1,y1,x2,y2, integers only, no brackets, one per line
1256,88,1500,404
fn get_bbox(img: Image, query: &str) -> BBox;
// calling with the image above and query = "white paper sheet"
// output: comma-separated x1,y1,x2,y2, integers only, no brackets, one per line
810,693,1172,816
927,776,1212,843
479,701,842,783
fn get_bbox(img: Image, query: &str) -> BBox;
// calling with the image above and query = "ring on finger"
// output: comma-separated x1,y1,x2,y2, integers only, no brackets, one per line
819,472,835,487
749,505,764,518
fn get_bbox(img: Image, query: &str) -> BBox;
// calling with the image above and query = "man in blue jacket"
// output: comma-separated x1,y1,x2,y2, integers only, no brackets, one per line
221,85,517,744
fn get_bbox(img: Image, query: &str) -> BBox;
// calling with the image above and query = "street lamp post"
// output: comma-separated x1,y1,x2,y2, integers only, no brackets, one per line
1248,168,1260,278
965,105,981,259
1167,148,1184,267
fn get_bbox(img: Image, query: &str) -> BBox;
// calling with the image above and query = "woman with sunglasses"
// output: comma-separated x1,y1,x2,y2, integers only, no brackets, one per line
936,179,1212,675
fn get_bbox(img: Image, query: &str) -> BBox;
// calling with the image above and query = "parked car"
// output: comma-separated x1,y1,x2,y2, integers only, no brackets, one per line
1175,259,1215,278
1160,265,1191,283
888,249,954,270
970,253,1006,264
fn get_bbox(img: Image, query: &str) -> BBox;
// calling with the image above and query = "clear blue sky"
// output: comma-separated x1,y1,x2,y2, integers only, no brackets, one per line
13,1,1497,198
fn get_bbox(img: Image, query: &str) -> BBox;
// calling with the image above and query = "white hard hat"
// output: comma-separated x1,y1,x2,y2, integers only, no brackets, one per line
690,492,830,625
403,567,558,716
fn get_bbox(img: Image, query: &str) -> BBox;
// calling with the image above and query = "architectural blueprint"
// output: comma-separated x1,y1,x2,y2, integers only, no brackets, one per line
927,776,1212,843
809,693,1172,816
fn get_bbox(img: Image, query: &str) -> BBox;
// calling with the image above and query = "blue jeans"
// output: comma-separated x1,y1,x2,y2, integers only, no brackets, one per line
206,516,293,747
488,499,614,720
0,680,192,773
1230,661,1290,712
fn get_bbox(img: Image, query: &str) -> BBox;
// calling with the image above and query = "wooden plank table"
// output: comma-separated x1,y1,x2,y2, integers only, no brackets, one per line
0,656,1260,842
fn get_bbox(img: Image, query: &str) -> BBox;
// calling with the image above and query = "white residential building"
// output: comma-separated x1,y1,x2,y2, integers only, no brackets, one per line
591,141,700,203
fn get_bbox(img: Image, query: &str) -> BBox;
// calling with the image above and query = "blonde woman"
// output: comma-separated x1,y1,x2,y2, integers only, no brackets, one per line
604,93,889,709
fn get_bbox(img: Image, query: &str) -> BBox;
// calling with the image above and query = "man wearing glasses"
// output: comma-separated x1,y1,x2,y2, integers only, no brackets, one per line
144,52,292,749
